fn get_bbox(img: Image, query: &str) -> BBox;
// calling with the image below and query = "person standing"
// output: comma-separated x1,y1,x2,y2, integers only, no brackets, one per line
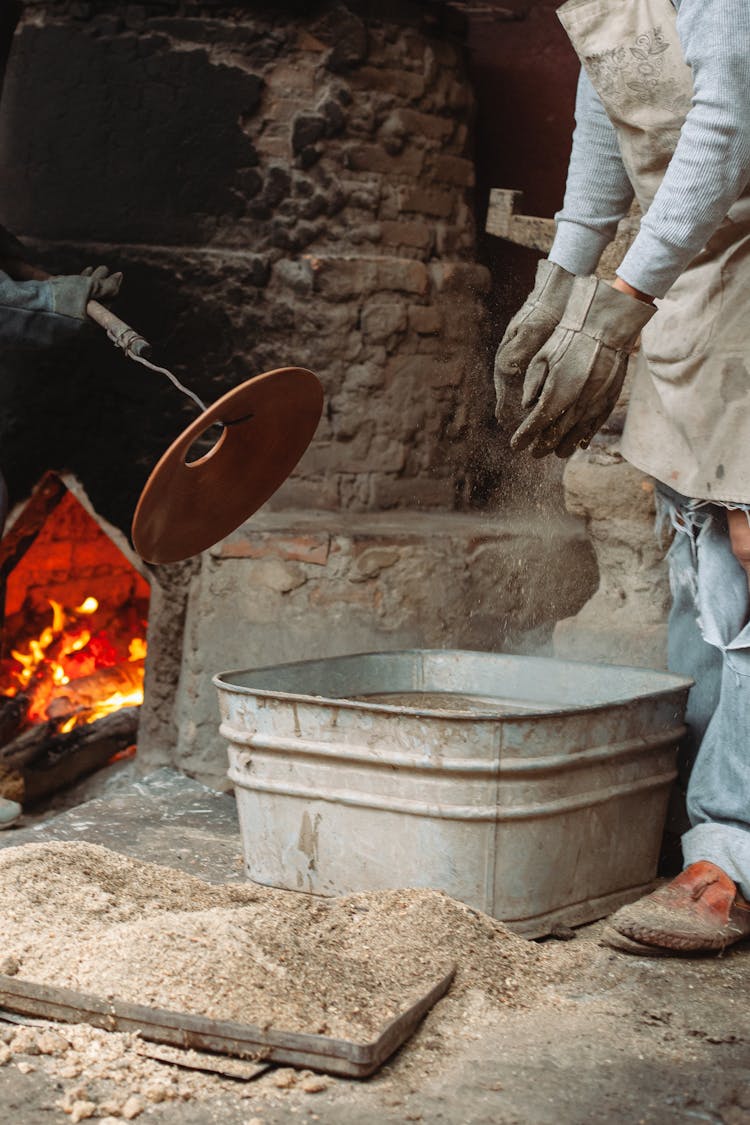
495,0,750,953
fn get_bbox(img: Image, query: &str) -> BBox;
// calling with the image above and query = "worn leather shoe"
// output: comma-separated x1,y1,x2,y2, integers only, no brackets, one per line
603,861,750,954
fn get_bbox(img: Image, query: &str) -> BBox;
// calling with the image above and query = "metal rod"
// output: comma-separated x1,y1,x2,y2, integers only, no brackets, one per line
84,299,151,359
19,263,208,411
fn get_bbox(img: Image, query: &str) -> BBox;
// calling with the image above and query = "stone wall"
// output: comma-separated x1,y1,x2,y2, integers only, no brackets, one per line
0,0,492,527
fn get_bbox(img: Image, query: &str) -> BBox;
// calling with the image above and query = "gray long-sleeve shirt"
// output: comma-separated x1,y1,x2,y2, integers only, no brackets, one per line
549,0,750,298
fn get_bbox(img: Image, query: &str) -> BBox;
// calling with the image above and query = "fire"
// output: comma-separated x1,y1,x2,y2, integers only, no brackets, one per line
1,595,147,733
128,637,147,662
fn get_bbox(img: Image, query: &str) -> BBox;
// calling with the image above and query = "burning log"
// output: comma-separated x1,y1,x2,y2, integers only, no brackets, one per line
44,664,145,723
0,706,139,806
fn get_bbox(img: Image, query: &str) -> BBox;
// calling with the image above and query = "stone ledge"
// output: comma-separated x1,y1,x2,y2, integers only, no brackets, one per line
150,507,598,787
216,506,590,545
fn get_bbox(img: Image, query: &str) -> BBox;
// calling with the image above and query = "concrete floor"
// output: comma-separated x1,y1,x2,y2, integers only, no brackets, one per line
0,770,747,1125
1,930,747,1125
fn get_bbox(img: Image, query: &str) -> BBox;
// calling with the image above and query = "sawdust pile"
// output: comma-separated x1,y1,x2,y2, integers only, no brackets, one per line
0,1017,335,1120
0,1021,232,1120
0,842,543,1043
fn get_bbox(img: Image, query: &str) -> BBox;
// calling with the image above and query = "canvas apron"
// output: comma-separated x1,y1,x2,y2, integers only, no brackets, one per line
558,0,750,503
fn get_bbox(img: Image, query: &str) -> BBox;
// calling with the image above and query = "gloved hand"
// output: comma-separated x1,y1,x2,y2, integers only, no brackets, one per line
0,265,123,348
81,264,123,301
493,259,574,419
48,265,123,320
510,275,656,458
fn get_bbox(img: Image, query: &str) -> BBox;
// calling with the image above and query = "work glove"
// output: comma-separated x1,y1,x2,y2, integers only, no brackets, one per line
0,265,122,348
510,275,656,459
49,265,123,319
493,259,574,418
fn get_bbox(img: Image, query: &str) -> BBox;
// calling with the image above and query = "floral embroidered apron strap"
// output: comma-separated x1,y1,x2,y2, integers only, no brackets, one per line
558,0,693,211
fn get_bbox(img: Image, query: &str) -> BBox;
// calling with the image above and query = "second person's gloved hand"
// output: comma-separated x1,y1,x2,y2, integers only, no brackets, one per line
49,265,123,320
0,265,123,348
510,275,656,458
81,264,123,302
493,259,574,418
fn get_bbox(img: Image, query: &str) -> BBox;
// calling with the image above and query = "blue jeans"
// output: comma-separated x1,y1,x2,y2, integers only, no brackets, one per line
657,484,750,899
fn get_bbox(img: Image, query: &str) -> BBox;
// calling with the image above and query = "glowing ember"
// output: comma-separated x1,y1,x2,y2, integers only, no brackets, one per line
128,637,148,663
1,596,147,733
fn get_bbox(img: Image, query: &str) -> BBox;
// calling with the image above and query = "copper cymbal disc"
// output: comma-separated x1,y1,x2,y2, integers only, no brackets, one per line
132,367,323,564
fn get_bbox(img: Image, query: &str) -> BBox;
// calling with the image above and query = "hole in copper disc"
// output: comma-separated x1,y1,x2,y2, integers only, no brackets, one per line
184,422,227,466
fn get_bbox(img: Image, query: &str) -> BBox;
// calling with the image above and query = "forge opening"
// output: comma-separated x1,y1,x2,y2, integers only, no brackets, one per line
0,474,149,800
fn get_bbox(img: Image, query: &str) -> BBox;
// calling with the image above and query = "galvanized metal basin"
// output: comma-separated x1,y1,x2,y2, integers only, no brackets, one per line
214,650,692,937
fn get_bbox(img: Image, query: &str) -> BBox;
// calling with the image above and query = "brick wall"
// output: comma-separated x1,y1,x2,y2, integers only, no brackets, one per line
0,0,492,529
